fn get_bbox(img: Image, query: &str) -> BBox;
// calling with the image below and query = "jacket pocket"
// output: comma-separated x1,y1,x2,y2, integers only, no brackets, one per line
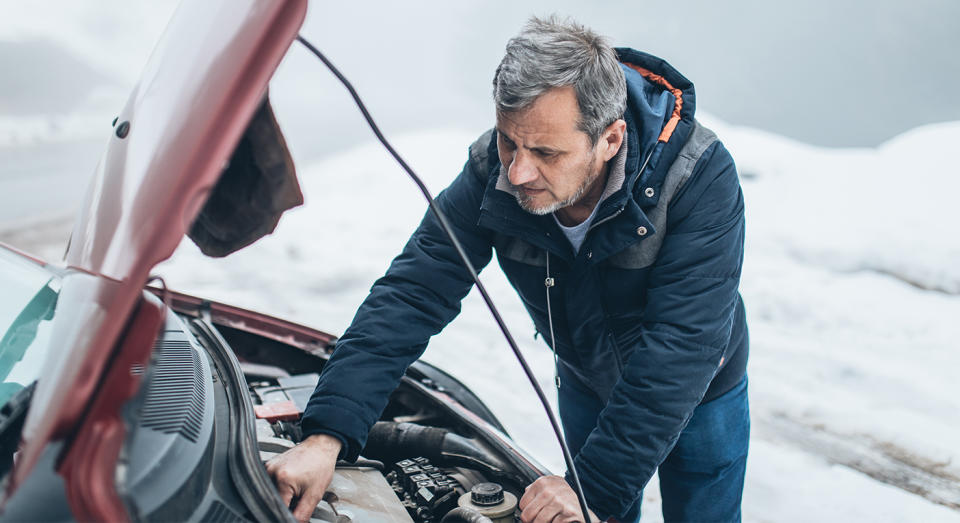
607,331,624,374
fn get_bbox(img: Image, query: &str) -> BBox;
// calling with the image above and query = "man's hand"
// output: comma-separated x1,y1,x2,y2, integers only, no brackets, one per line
265,433,342,523
519,475,600,523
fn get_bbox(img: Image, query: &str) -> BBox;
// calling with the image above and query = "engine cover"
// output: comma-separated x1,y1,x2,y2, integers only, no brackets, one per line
312,467,414,523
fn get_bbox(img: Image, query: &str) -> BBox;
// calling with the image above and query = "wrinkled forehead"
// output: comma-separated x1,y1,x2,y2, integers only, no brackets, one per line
495,87,590,149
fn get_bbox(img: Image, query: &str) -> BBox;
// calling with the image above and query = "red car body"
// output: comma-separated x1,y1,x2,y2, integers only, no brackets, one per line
0,2,546,521
12,0,307,514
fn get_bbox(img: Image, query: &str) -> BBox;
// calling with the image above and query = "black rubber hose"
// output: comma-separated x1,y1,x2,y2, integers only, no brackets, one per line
335,458,385,471
362,421,521,486
441,507,494,523
363,421,447,464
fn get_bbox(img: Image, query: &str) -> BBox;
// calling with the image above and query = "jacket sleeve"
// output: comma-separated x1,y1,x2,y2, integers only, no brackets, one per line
570,141,746,520
300,137,496,460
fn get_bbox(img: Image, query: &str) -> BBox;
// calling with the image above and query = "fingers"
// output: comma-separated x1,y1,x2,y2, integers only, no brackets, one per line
532,502,561,523
519,475,547,507
268,462,297,505
292,488,324,523
271,463,321,523
528,498,574,523
277,482,295,509
519,480,540,522
520,492,547,522
519,475,590,523
264,441,340,523
520,482,555,523
272,463,321,523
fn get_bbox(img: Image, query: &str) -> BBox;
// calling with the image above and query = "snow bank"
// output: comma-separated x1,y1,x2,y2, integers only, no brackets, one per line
701,114,960,295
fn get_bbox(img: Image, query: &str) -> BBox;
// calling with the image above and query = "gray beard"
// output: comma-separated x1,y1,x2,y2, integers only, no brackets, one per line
512,161,603,216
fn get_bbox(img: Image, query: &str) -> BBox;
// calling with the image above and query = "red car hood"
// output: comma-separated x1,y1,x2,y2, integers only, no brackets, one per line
11,0,308,493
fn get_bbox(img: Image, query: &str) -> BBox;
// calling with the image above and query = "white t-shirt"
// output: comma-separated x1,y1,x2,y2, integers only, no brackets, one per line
553,202,600,254
550,132,630,255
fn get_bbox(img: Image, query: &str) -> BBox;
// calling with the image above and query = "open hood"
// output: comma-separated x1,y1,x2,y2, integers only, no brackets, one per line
10,0,308,495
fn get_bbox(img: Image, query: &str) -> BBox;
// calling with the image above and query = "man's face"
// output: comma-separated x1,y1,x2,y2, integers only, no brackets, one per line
496,86,607,215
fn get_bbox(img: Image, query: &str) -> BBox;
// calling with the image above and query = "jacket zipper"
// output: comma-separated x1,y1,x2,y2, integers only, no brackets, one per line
544,251,560,390
540,150,653,386
588,205,624,232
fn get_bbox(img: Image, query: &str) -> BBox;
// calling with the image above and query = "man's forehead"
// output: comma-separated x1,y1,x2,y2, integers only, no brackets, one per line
495,88,585,147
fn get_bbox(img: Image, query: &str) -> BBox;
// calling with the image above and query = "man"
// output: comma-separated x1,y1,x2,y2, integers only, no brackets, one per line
267,16,749,523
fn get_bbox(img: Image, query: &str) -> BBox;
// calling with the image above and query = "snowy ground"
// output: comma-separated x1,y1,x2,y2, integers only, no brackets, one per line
4,118,959,521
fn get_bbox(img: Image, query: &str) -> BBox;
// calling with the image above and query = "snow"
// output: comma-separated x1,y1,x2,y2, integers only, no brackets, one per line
745,439,959,522
149,118,960,521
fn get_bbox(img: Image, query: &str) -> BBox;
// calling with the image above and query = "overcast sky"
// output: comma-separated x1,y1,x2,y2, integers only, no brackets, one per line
1,1,958,223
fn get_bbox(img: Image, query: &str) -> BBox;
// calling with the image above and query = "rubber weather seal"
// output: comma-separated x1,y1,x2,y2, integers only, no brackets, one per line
190,316,296,523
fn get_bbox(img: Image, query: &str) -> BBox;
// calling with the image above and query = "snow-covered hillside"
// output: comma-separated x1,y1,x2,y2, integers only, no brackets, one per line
151,118,959,521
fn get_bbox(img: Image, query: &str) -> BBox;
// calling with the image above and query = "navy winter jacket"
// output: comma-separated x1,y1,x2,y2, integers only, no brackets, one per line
303,47,748,520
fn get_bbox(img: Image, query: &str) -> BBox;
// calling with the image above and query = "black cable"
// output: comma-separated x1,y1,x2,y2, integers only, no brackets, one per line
295,35,593,522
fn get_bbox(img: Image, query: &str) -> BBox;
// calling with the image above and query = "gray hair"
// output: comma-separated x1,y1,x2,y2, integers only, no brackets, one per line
493,15,627,144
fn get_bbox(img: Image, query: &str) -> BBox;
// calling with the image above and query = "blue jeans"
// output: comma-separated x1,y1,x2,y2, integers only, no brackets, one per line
558,367,749,523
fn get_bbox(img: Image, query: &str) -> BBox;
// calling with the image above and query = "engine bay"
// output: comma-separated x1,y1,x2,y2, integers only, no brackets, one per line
109,305,543,523
247,371,527,523
0,248,549,521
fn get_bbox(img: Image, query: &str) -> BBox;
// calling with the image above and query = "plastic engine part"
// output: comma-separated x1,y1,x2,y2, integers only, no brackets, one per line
385,456,465,522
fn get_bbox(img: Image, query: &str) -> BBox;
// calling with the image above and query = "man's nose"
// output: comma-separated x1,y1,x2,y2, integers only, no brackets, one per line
507,150,538,186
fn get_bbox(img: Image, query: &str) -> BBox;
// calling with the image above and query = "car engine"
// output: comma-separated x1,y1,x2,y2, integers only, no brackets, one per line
248,373,523,523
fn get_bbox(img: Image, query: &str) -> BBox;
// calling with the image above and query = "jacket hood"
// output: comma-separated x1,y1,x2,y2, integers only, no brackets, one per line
614,47,698,204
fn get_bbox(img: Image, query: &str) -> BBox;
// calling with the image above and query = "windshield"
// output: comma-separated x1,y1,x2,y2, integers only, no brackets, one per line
0,249,60,408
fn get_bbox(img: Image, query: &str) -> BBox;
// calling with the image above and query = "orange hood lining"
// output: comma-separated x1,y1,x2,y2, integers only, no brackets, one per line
623,62,683,143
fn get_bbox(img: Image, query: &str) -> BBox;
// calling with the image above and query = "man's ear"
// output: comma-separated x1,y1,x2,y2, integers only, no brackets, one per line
600,119,627,161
